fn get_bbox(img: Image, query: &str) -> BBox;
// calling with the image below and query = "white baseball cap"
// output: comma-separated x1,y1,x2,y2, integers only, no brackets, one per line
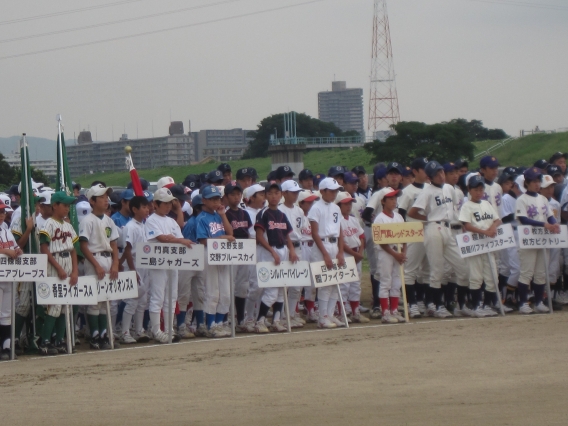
76,201,92,223
154,187,176,202
514,175,526,194
157,176,175,189
190,189,200,201
86,184,112,199
335,191,355,204
318,177,343,191
39,191,54,205
541,175,555,188
297,190,319,204
0,194,13,212
281,180,302,192
243,184,265,200
465,172,480,187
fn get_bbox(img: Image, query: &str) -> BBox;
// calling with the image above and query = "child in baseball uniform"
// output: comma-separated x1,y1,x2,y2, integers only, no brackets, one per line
79,184,120,350
0,200,23,360
38,192,80,355
196,185,234,338
119,196,151,344
336,192,368,323
374,188,407,324
458,176,501,318
308,177,346,328
515,168,560,314
479,156,503,218
145,187,192,343
278,180,306,328
540,175,562,303
408,161,469,318
254,183,299,333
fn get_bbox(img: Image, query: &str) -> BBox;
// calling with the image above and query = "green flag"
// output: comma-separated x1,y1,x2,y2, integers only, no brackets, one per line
19,134,38,255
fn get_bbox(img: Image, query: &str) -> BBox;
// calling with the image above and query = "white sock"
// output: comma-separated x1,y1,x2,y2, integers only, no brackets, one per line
245,298,256,321
288,295,299,318
133,311,144,334
328,298,338,318
273,309,281,322
121,312,133,335
318,299,328,320
150,312,161,334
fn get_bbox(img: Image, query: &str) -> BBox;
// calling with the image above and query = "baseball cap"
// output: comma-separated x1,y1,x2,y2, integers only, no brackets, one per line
342,171,359,184
514,175,526,194
266,182,282,192
236,168,254,180
199,172,209,185
76,201,92,222
498,172,515,186
480,156,499,168
384,188,400,198
297,191,319,203
524,167,542,182
533,159,549,170
183,174,200,190
402,166,412,177
502,166,518,176
351,166,367,175
298,169,314,181
374,166,387,180
39,192,54,205
281,180,302,192
465,172,481,187
8,185,19,196
335,191,355,204
50,191,77,205
192,194,203,207
154,188,176,202
276,166,295,180
109,192,121,206
328,166,345,178
468,175,485,189
425,161,444,178
250,168,258,179
127,178,149,191
549,152,568,163
267,171,278,182
319,177,343,191
313,173,326,187
443,162,457,173
541,175,555,188
201,185,222,199
411,157,429,170
207,170,224,184
143,190,154,202
0,194,12,212
454,159,468,169
120,189,135,201
386,162,403,174
546,164,563,177
157,176,175,189
217,163,231,173
0,201,8,211
243,184,265,200
86,184,112,199
170,184,191,202
224,182,243,195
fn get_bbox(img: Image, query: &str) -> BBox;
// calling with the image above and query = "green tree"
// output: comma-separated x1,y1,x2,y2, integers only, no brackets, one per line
446,118,508,141
364,121,475,165
243,113,345,159
31,168,51,186
0,153,17,188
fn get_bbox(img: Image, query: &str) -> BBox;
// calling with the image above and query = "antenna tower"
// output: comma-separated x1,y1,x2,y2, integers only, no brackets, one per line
368,0,400,137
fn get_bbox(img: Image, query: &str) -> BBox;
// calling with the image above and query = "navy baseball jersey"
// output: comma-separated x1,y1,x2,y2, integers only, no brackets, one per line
182,215,198,243
225,207,252,240
196,211,226,240
255,207,292,248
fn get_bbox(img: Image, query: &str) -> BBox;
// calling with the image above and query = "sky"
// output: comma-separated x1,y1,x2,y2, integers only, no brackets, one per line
1,0,567,143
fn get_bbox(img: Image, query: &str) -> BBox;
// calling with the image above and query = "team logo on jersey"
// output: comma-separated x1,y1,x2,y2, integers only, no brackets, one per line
268,221,287,230
463,235,470,243
231,220,249,229
37,282,50,299
258,267,270,283
105,227,112,238
212,241,219,250
523,228,530,235
143,245,151,254
526,205,538,219
53,228,73,244
209,222,225,234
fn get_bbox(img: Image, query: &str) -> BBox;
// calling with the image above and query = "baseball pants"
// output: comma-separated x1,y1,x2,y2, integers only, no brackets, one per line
364,226,379,280
258,246,287,307
45,253,74,318
424,224,469,289
310,241,339,304
147,268,178,315
506,232,521,287
15,282,33,317
245,249,262,322
234,265,250,299
519,248,546,285
548,248,561,284
377,250,402,298
204,263,230,315
85,256,112,316
467,253,497,292
404,242,430,285
300,243,315,302
0,282,12,326
178,269,205,311
123,268,149,317
340,254,362,302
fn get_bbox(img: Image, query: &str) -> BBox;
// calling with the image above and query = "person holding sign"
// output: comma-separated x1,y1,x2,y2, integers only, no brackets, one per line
515,168,560,314
38,192,80,355
196,185,234,338
457,176,501,318
254,183,299,333
308,177,346,329
79,184,120,350
374,188,407,324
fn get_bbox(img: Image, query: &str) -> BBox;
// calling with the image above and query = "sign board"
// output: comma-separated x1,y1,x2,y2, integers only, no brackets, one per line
310,257,360,288
96,271,138,302
0,254,47,282
135,243,204,271
207,239,256,265
256,261,311,288
456,224,517,258
518,225,568,249
36,276,98,305
372,222,424,245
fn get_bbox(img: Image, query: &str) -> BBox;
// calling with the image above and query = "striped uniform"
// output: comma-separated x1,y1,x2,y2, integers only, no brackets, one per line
0,228,18,326
10,211,38,317
39,218,79,317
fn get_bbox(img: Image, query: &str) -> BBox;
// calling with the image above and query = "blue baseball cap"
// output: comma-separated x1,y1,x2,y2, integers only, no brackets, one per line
480,156,499,168
298,169,314,181
120,189,135,201
533,159,549,170
207,170,224,184
328,166,346,178
425,161,444,178
386,162,403,174
443,162,457,173
374,166,387,181
313,173,326,186
502,166,518,176
127,178,149,191
411,157,429,170
524,167,542,182
546,164,563,177
191,194,203,207
401,166,412,177
143,190,153,202
201,185,222,199
468,175,485,189
343,171,359,184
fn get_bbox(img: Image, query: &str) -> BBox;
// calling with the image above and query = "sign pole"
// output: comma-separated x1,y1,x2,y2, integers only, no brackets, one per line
487,253,505,316
336,284,350,328
543,249,553,314
230,266,235,338
106,300,114,349
398,244,410,323
283,288,292,333
11,283,16,361
168,283,173,344
65,305,73,354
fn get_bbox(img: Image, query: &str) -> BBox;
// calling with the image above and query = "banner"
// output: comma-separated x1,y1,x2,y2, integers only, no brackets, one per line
518,225,568,249
310,257,359,288
135,242,205,270
0,254,47,281
456,224,517,258
96,271,139,302
36,276,97,305
372,222,424,244
256,261,311,288
207,239,256,265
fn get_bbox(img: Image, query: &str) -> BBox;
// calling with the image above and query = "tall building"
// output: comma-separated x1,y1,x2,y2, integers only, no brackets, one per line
318,81,364,135
192,129,253,162
67,122,194,177
4,153,57,181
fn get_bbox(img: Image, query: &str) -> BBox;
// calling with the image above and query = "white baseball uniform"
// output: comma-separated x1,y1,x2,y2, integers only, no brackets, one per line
501,193,520,287
0,228,18,326
374,211,403,299
340,214,364,303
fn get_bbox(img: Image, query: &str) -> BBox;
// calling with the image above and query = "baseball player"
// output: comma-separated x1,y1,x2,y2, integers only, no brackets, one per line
458,176,501,318
298,169,315,191
196,185,234,338
79,184,120,350
408,161,469,318
236,168,254,192
479,156,504,218
397,157,430,318
308,177,346,328
515,167,560,314
352,166,372,200
328,166,346,186
218,163,232,185
540,175,562,303
38,192,80,355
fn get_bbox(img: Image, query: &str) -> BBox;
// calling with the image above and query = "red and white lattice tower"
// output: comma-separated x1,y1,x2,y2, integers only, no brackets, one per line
368,0,400,137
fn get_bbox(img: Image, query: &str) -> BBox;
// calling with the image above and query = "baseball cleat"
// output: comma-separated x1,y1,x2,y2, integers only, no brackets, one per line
293,313,306,325
270,320,287,333
89,336,101,350
390,310,406,323
236,319,255,333
482,306,498,317
454,306,474,317
358,304,370,313
381,312,398,324
433,306,453,318
426,303,437,317
534,302,550,313
519,303,534,314
132,330,150,343
38,340,59,356
329,316,346,327
253,320,269,333
370,308,382,319
306,311,319,323
352,313,370,323
416,301,426,314
473,307,488,318
0,349,13,361
409,304,422,318
318,316,337,329
54,340,76,354
120,332,137,344
153,330,170,343
177,324,195,339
